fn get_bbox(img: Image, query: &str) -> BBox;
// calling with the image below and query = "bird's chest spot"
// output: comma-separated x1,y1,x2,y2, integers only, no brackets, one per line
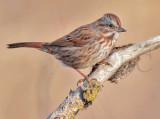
97,36,117,57
91,39,109,58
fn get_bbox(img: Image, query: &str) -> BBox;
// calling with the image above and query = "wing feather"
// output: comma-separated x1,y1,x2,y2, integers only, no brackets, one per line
50,25,95,47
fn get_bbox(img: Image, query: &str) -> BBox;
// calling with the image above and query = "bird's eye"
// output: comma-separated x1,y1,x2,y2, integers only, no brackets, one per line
108,23,113,28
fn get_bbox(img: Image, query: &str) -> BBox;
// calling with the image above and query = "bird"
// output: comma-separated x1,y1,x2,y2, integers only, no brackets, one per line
8,13,126,79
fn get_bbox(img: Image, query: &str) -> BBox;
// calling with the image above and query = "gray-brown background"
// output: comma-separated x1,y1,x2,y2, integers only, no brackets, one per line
1,0,160,119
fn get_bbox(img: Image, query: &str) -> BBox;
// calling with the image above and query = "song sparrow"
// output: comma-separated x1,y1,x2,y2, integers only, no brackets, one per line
8,13,126,78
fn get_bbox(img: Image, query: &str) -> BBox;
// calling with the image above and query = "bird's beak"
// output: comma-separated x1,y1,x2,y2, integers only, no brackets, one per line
117,26,126,32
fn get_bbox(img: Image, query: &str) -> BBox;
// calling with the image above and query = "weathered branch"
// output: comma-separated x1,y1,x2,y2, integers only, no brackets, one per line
47,35,160,119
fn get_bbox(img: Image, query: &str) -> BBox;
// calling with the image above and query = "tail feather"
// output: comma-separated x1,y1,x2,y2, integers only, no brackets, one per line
7,42,46,49
7,42,57,54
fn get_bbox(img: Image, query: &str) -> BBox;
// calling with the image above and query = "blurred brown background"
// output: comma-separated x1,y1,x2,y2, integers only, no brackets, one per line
1,0,160,119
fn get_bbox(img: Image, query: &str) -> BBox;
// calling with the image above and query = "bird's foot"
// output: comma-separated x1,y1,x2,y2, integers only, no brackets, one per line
77,77,89,87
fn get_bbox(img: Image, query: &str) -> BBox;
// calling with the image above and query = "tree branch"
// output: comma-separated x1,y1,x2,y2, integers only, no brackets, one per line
47,35,160,119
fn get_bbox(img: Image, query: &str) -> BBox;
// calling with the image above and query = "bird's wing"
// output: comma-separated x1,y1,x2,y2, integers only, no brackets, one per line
50,25,95,47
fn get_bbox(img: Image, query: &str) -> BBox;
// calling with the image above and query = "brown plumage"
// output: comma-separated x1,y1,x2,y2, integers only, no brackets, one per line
8,13,126,78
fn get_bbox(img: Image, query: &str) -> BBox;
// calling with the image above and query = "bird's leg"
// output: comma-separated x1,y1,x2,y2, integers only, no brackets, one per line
75,69,99,88
75,69,88,79
75,69,89,86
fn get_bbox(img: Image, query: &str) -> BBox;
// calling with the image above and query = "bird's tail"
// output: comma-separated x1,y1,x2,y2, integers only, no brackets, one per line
7,42,46,49
7,42,57,54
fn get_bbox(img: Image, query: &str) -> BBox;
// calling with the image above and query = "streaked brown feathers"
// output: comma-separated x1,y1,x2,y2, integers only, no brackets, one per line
50,25,94,47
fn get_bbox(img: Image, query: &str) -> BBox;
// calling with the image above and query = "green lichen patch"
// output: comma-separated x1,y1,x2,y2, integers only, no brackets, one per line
82,78,102,108
68,96,84,119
